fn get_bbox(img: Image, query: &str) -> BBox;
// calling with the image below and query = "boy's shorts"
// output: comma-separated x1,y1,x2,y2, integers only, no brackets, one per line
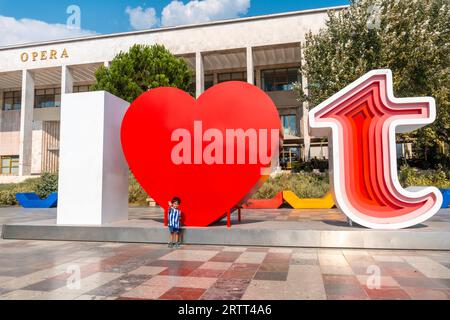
169,226,181,233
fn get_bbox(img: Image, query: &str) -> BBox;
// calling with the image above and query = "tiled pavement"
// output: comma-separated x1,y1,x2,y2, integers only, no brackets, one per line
0,238,449,300
1,206,449,300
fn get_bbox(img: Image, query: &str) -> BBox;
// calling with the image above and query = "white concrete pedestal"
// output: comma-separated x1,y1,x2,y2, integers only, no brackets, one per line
57,91,129,225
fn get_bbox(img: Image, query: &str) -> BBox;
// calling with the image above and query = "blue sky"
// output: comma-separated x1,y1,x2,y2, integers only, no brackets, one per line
0,0,349,46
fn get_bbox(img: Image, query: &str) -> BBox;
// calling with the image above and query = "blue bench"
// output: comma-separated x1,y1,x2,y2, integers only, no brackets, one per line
441,189,450,209
15,192,58,208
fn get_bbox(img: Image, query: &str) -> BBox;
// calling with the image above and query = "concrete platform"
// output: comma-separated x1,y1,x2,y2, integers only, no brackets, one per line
1,207,450,250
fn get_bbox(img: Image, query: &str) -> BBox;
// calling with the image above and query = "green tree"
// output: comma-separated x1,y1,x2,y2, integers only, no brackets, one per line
295,0,449,169
92,44,194,102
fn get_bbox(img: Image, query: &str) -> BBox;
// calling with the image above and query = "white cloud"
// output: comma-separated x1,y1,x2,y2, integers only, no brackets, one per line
125,6,159,30
161,0,251,27
0,15,97,47
126,0,251,30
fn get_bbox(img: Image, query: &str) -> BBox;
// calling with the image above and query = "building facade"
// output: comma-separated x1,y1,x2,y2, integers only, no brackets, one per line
0,6,346,181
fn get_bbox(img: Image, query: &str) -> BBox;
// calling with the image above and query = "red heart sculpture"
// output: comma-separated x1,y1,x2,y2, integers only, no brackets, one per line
121,81,281,226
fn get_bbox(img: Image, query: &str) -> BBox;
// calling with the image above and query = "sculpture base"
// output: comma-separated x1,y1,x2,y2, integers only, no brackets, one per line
2,207,449,251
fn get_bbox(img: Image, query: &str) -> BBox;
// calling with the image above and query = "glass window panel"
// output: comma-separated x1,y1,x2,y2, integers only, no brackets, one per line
2,91,22,110
262,70,276,91
12,95,22,110
291,117,298,135
231,72,243,80
288,68,299,82
34,88,61,108
11,167,19,174
37,97,42,106
4,98,13,110
281,115,298,136
35,96,43,108
1,167,10,174
46,96,54,108
262,68,300,91
41,99,48,108
218,73,231,82
204,75,214,90
1,158,10,166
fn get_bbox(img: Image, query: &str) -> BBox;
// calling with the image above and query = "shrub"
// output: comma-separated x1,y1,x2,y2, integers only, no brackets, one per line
0,178,39,206
399,166,450,189
253,172,330,199
292,159,329,173
35,172,58,198
0,189,19,206
128,173,148,206
253,166,450,200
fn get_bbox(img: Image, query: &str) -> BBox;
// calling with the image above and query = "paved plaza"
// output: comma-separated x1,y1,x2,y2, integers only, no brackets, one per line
0,239,449,300
0,206,449,300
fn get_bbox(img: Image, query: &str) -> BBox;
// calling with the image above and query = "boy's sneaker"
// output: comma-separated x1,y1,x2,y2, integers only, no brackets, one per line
168,242,173,248
174,242,181,248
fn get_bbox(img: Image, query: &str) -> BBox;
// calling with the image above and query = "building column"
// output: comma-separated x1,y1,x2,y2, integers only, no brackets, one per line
246,47,254,85
61,65,74,94
195,52,204,98
19,70,34,176
300,47,311,161
255,69,262,89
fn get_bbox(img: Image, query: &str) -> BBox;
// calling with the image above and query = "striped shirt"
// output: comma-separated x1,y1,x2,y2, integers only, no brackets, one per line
168,207,181,229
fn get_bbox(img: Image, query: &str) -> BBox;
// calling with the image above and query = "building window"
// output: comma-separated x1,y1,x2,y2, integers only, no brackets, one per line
218,71,247,83
280,147,300,169
73,85,91,93
281,114,298,136
35,88,61,108
205,75,214,90
1,156,19,175
261,68,299,92
2,91,21,111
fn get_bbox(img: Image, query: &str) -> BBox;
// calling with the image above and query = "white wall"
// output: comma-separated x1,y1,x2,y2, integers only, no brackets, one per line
57,91,129,225
0,109,21,156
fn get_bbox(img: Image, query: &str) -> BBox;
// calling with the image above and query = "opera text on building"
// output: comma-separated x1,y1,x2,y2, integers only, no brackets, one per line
0,6,347,182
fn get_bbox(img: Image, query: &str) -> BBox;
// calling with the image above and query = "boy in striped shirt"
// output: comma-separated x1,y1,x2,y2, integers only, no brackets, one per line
168,197,182,248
